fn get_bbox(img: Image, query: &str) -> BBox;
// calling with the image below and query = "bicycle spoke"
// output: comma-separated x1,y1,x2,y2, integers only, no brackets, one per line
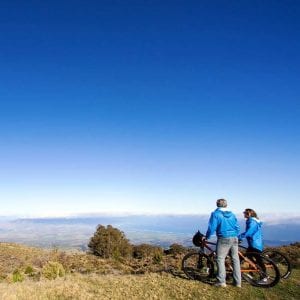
263,250,292,279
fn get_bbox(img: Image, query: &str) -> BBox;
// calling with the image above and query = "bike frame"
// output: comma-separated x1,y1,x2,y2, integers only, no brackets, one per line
200,240,265,274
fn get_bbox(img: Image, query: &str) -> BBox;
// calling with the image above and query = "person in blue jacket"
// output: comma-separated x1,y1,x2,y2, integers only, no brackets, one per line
205,198,241,288
239,208,267,282
239,208,263,252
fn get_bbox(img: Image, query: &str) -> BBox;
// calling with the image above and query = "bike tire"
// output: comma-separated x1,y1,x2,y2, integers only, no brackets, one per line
182,251,214,281
241,252,280,288
262,249,292,279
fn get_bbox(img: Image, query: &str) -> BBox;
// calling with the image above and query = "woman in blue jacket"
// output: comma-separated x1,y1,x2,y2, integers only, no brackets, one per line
239,208,267,282
239,208,263,252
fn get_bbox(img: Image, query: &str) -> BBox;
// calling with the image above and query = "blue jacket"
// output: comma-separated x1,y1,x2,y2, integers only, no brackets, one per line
239,217,263,251
206,208,240,239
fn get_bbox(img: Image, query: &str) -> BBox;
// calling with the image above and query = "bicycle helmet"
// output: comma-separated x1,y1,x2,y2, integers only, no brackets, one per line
192,230,204,247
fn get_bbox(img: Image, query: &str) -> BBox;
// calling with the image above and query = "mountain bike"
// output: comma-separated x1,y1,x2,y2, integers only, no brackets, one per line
237,244,292,279
182,231,281,288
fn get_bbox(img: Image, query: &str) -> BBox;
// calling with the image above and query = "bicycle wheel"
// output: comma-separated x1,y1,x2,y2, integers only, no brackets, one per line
182,251,214,281
241,252,280,288
262,250,292,279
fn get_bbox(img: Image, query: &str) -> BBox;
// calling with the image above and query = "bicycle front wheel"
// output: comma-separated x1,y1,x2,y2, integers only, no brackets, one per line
262,250,292,279
182,251,214,281
241,252,280,288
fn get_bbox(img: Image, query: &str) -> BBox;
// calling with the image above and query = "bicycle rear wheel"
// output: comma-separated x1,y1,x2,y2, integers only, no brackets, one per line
182,251,214,281
241,252,280,288
262,250,292,279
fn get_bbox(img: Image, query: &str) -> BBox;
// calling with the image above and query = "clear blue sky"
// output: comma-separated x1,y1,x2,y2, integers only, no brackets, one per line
0,0,299,217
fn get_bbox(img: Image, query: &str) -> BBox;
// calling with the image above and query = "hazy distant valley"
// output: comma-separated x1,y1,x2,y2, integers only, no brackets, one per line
0,214,299,250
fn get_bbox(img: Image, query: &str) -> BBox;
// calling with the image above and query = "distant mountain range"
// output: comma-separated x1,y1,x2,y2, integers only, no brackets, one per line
0,214,299,249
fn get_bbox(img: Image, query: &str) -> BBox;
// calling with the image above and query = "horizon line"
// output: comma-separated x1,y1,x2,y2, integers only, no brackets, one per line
1,211,300,221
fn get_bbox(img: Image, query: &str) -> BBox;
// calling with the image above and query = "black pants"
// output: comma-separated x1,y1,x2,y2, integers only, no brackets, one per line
246,247,266,273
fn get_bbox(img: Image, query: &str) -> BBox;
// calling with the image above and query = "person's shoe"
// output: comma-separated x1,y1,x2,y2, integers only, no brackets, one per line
235,284,242,288
258,277,268,284
214,282,227,287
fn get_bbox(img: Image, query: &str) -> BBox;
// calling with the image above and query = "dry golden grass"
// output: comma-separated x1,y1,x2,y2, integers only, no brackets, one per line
0,242,183,279
0,271,299,300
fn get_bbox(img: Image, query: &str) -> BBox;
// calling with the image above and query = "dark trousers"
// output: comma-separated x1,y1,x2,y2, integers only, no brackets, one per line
246,247,266,273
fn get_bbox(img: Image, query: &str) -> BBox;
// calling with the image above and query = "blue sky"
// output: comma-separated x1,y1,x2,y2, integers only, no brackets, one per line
0,1,299,217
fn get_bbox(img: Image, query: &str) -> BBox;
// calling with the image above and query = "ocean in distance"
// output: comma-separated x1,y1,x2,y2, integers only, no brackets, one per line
0,214,299,250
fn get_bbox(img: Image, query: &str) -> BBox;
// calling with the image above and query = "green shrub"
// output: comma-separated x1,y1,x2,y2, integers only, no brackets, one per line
24,265,34,276
133,244,163,261
152,250,163,264
88,225,132,259
12,269,24,283
168,243,187,256
133,244,153,259
42,261,65,280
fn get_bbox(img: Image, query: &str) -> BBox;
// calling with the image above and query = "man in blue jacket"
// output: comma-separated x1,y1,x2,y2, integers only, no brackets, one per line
205,198,241,287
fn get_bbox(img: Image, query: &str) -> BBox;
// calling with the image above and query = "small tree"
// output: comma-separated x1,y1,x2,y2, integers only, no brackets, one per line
88,225,132,259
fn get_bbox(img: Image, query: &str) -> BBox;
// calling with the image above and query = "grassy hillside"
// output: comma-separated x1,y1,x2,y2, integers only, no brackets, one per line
0,242,299,299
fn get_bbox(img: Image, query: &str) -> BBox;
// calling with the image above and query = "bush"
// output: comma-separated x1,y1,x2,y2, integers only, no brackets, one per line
12,269,24,283
168,243,187,256
24,265,34,276
276,242,300,269
152,250,163,264
42,261,65,280
88,225,132,259
132,243,163,264
24,265,40,281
